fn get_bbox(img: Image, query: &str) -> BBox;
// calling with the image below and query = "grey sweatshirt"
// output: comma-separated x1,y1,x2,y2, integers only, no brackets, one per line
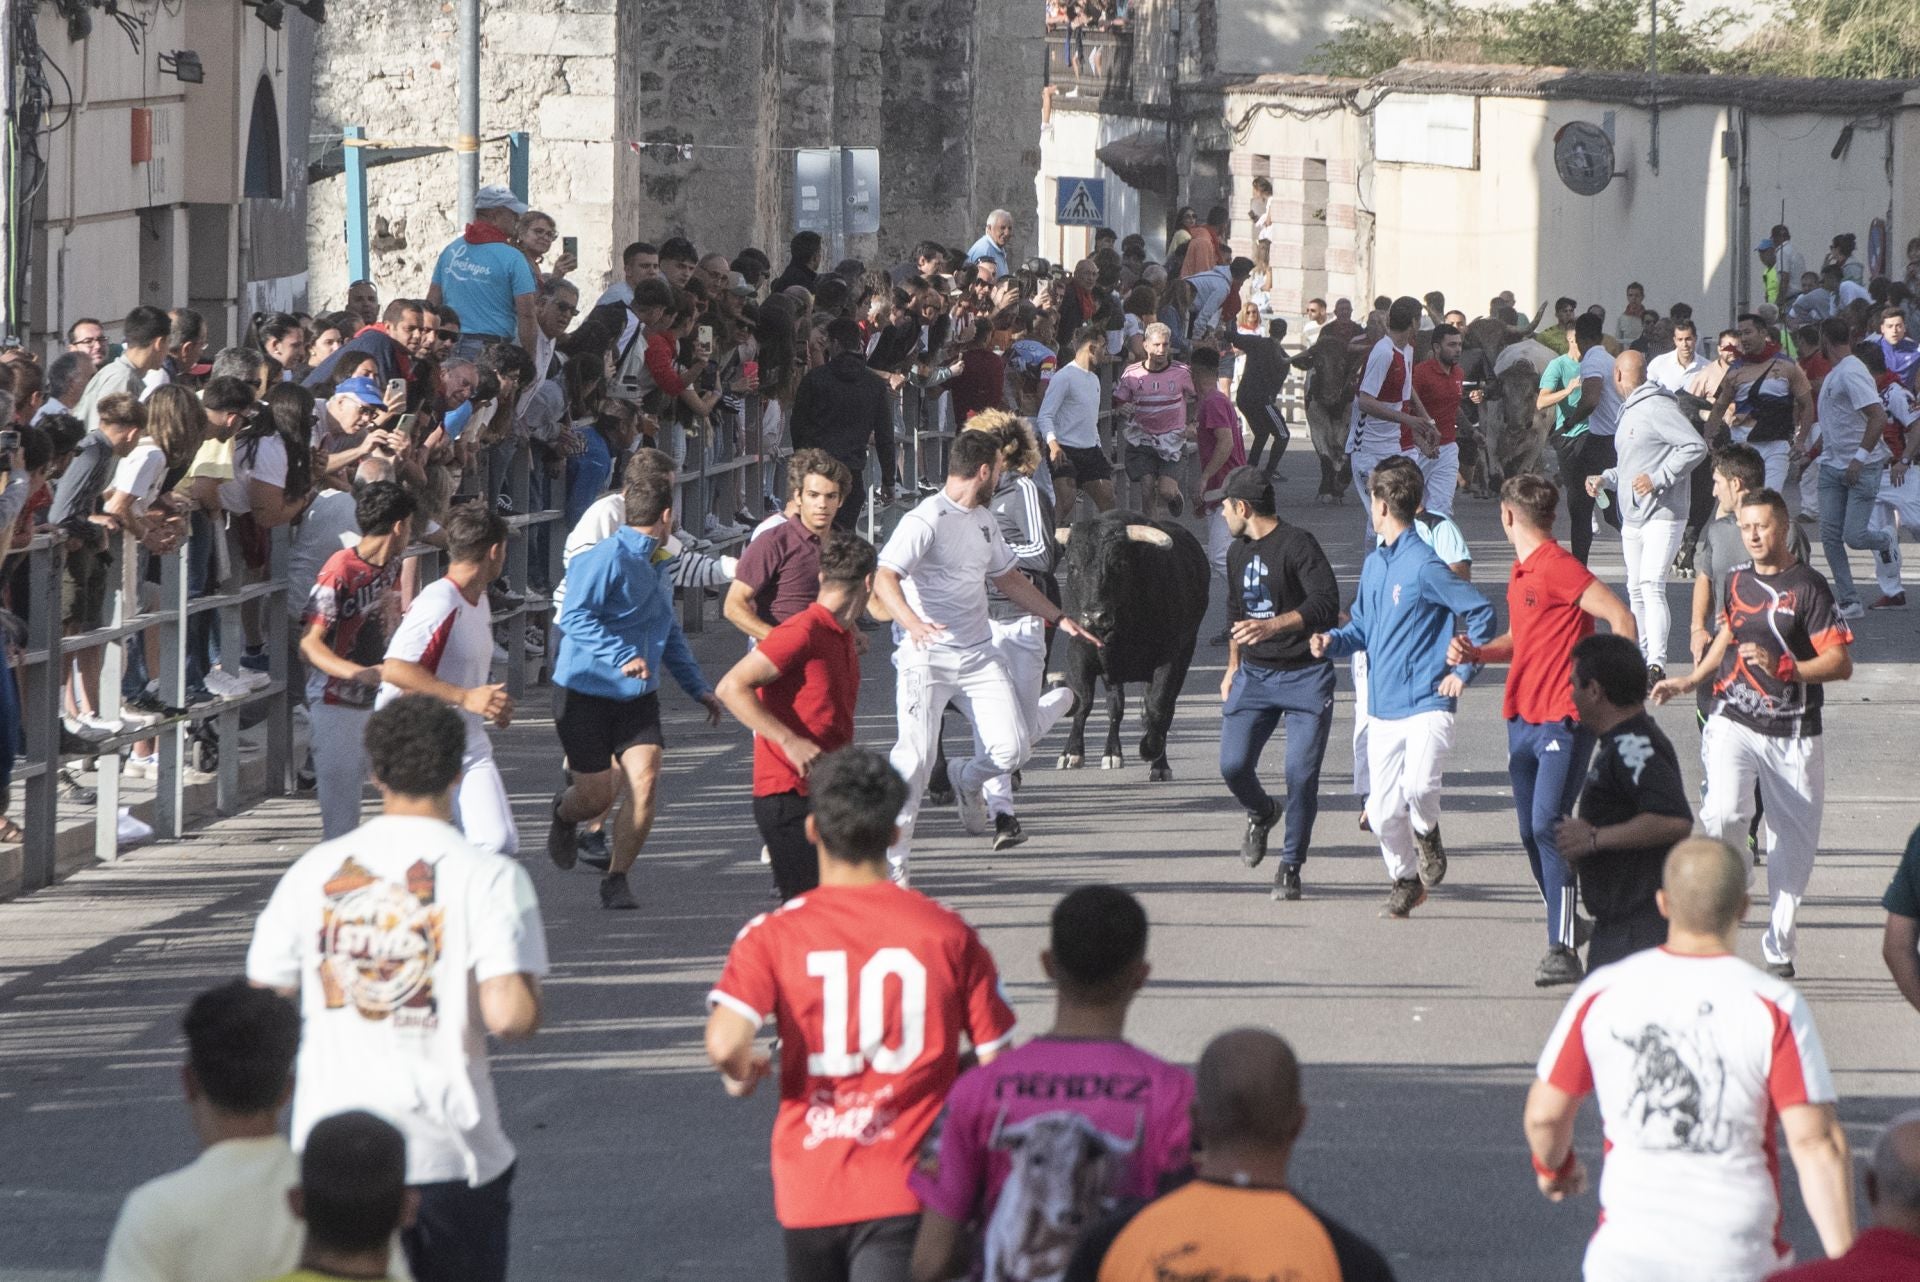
1602,382,1710,524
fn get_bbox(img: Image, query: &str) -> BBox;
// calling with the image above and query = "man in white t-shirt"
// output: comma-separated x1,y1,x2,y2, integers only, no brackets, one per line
873,430,1099,878
1525,837,1855,1281
1348,296,1434,534
247,695,545,1282
1647,319,1709,393
1811,317,1895,617
377,505,518,854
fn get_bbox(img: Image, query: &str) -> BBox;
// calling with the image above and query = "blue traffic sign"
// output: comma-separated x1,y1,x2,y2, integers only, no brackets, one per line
1055,177,1106,226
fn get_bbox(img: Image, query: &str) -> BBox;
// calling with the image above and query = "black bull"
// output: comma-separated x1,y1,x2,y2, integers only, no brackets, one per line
1056,511,1210,780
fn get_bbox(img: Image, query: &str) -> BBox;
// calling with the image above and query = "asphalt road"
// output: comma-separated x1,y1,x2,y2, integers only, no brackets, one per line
3,462,1918,1282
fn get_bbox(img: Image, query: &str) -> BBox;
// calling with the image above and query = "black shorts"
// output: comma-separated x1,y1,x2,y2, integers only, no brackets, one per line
554,687,662,773
754,791,817,900
783,1214,918,1282
1049,443,1112,485
1124,441,1178,482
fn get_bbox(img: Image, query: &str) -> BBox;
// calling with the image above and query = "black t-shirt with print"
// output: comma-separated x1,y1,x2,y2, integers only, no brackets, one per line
1710,560,1850,738
1576,712,1693,923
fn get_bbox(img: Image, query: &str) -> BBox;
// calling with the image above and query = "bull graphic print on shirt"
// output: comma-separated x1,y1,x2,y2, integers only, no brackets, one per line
1239,557,1276,620
315,856,445,1026
981,1107,1142,1282
1614,1021,1734,1154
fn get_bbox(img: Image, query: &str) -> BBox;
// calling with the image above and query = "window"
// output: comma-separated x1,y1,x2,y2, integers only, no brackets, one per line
1373,93,1478,169
244,76,283,200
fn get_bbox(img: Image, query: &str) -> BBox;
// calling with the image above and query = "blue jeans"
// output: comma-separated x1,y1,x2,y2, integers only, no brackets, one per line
1219,662,1336,868
1817,462,1890,605
565,431,613,530
1508,717,1594,948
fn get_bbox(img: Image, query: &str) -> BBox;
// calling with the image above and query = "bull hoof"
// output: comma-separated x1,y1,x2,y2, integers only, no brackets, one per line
1058,753,1083,770
1149,764,1173,781
1101,754,1123,770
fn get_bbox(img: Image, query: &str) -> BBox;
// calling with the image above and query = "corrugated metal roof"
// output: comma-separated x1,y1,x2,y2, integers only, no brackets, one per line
1222,60,1920,114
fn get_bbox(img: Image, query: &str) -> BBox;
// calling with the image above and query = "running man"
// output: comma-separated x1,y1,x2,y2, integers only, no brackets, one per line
724,450,850,642
715,531,873,900
1110,323,1196,519
705,749,1018,1282
1526,838,1855,1281
873,430,1100,879
1410,322,1480,518
907,886,1194,1282
1453,474,1635,986
546,469,722,910
1348,296,1432,528
1217,467,1341,902
298,480,415,839
1311,463,1495,918
1652,488,1854,978
376,504,518,855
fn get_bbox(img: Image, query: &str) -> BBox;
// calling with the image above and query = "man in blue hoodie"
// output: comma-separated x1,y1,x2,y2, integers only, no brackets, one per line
547,469,723,909
1312,463,1497,917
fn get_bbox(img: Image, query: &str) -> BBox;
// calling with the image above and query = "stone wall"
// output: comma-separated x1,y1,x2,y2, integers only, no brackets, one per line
311,0,1041,304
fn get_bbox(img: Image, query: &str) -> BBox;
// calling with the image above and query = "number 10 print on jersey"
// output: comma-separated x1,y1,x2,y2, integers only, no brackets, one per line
710,881,1018,1229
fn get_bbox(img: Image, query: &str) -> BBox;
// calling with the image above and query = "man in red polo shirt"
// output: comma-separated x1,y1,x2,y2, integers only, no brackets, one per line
715,531,872,899
1409,322,1481,518
1452,474,1635,987
725,450,851,643
1771,1110,1920,1281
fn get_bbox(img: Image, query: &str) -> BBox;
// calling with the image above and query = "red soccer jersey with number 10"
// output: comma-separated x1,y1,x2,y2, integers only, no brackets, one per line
709,881,1018,1229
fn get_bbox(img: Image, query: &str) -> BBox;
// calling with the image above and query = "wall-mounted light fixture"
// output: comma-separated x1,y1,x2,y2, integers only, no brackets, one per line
158,50,204,84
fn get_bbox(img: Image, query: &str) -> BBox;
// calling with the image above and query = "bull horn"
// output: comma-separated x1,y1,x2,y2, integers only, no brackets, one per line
1054,526,1073,545
1124,524,1173,548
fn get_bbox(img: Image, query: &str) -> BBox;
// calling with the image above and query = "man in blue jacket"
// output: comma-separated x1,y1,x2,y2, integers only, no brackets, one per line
1312,463,1497,917
547,468,722,909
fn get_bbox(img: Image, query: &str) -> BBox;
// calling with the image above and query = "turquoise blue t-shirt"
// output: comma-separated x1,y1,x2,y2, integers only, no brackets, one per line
430,238,536,339
1540,353,1584,436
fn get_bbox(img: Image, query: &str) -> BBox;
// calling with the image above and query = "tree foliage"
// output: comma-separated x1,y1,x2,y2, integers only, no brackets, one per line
1307,0,1920,81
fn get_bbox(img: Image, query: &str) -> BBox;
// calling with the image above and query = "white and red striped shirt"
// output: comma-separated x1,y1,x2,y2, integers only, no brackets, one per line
376,577,496,756
1536,947,1837,1279
1353,334,1414,454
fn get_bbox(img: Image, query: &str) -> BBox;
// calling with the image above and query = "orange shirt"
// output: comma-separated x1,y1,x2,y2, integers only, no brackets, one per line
1083,1181,1394,1281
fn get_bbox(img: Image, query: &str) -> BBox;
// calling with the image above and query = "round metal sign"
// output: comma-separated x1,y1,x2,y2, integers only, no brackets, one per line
1553,121,1615,197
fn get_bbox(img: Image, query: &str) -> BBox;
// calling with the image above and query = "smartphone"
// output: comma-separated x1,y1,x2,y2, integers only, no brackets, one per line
0,429,18,456
384,377,405,402
562,235,578,259
697,324,714,352
394,413,417,437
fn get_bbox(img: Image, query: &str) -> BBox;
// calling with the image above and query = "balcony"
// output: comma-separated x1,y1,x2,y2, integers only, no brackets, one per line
1045,27,1132,103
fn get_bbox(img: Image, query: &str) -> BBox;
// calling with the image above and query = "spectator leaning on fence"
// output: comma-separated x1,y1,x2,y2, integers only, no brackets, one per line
428,185,538,361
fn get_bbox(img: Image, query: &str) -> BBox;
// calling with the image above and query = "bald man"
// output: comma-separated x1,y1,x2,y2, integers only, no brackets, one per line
1527,838,1854,1281
1586,348,1709,678
1066,1029,1395,1281
1772,1109,1920,1278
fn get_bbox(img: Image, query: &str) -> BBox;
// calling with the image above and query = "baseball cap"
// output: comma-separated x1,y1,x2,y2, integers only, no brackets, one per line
1755,238,1776,252
726,271,756,297
334,376,386,406
1222,465,1274,506
474,185,529,215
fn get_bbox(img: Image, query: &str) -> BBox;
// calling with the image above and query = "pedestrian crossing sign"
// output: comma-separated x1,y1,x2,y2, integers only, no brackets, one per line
1055,177,1106,226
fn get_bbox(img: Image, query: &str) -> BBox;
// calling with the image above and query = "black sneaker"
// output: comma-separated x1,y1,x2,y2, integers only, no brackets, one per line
1646,662,1666,685
992,813,1026,851
1670,542,1696,580
1380,877,1427,918
294,758,317,793
546,792,578,870
1273,866,1302,901
1239,800,1282,868
1414,824,1447,887
599,871,638,910
57,768,97,806
1535,946,1585,987
1166,492,1183,517
576,827,611,870
1358,810,1372,833
1767,960,1796,979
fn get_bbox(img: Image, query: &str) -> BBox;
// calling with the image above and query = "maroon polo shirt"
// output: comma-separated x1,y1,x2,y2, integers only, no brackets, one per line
734,516,825,626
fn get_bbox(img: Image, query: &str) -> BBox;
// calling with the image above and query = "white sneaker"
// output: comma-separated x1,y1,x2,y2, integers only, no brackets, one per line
202,670,250,699
116,807,154,848
237,667,272,692
123,754,157,780
1838,600,1866,620
61,714,113,741
76,713,124,735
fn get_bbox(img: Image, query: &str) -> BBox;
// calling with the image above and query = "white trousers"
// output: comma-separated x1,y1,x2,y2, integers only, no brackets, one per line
1350,651,1370,794
1350,447,1399,542
456,737,518,856
888,642,1027,873
973,616,1073,818
1584,1225,1787,1282
1869,469,1920,597
1417,442,1460,518
310,702,371,840
1365,710,1454,881
1620,514,1686,666
1698,716,1824,965
1754,439,1790,493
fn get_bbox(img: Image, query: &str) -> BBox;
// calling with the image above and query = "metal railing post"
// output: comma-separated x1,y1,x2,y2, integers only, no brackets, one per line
265,529,292,794
344,125,370,287
20,537,61,892
155,543,187,837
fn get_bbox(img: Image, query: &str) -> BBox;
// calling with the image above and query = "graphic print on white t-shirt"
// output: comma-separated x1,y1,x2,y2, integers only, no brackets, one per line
878,492,1016,650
